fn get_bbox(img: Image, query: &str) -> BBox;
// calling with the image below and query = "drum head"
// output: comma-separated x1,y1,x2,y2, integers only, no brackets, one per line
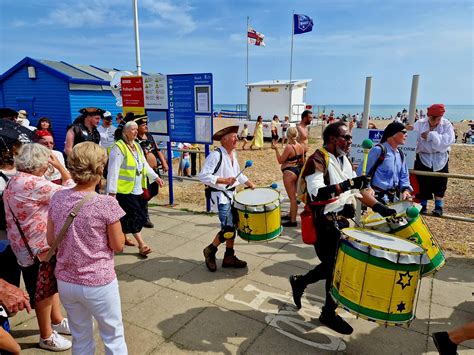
234,187,280,206
342,228,424,255
363,201,421,227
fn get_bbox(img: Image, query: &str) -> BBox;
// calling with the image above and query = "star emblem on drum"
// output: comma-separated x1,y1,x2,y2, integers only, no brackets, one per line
396,301,406,312
244,213,249,219
396,271,413,290
242,224,253,234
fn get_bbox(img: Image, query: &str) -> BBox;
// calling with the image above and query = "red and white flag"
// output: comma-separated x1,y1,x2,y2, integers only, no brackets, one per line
248,27,265,46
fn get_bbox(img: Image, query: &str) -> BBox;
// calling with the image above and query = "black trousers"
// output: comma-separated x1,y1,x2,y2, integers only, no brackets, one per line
301,215,349,314
414,155,449,200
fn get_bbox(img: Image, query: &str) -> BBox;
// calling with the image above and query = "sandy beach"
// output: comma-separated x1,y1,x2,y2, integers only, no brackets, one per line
154,120,473,257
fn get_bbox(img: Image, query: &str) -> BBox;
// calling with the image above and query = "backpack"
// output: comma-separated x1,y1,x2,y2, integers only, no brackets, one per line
297,148,330,204
367,143,404,180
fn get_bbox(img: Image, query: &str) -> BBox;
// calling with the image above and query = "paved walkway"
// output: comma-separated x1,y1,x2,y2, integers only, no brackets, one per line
9,198,474,354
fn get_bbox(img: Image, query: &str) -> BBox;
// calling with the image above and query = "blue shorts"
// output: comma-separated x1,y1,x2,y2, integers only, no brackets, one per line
218,203,234,229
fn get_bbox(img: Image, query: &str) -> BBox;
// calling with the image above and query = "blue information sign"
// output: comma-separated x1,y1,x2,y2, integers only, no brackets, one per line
167,73,213,144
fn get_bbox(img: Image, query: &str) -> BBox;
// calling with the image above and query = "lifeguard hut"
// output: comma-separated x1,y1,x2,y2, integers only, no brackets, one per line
246,79,312,122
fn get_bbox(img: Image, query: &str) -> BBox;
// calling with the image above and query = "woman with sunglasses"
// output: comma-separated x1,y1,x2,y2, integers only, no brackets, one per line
357,121,413,204
35,130,67,185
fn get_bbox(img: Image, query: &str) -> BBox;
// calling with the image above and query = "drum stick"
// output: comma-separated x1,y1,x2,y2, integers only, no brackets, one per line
361,139,373,176
226,160,253,189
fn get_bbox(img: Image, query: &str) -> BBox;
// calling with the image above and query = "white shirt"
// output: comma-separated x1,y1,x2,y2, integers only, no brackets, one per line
198,146,248,210
305,152,356,214
106,143,158,195
413,117,455,171
44,150,66,182
97,125,117,149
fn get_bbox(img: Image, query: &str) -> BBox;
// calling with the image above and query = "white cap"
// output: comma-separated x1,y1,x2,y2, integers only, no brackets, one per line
103,111,112,119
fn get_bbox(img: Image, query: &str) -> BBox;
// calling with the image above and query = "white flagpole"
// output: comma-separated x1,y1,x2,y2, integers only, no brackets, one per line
133,0,142,76
246,16,250,119
289,11,295,120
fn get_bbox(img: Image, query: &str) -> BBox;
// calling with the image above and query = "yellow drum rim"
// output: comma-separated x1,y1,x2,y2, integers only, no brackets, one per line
342,228,425,256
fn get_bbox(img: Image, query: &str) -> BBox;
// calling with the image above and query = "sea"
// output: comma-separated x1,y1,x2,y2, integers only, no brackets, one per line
214,104,474,122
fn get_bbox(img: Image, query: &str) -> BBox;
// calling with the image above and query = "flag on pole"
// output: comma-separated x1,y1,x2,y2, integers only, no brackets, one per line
293,14,313,34
248,27,266,46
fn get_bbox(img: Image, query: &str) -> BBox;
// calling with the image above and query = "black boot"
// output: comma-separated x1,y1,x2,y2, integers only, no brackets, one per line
432,332,458,355
289,275,306,309
319,311,353,335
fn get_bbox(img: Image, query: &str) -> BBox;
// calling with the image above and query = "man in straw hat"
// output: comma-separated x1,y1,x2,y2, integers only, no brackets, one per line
356,121,413,204
199,125,255,272
412,104,455,216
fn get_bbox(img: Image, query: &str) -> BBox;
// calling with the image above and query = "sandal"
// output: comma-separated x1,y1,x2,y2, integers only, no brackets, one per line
125,237,137,246
139,245,152,256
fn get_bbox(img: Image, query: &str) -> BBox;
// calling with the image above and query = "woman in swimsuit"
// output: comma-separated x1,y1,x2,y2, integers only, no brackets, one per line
272,126,304,227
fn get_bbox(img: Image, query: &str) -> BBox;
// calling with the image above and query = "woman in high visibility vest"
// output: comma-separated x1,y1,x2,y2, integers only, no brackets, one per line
106,116,164,256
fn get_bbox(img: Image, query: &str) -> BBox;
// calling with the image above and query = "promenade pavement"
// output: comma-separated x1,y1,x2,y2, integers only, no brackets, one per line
9,195,474,354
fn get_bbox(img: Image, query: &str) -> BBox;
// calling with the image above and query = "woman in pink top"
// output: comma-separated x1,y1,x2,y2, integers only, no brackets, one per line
47,142,127,354
3,143,73,351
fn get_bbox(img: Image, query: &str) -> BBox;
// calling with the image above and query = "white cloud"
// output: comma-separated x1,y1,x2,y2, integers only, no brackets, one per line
141,0,197,34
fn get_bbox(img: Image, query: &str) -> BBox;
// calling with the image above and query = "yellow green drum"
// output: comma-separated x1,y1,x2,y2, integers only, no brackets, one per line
233,187,282,242
331,228,425,326
362,201,445,276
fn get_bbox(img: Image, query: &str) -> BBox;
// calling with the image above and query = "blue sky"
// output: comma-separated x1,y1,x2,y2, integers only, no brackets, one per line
1,0,473,105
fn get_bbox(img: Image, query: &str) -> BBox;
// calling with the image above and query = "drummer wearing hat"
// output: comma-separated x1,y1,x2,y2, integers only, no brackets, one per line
357,121,413,204
64,107,103,156
199,125,255,272
412,104,455,216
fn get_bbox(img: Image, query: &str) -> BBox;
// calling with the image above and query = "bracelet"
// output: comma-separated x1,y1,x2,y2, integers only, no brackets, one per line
349,179,354,188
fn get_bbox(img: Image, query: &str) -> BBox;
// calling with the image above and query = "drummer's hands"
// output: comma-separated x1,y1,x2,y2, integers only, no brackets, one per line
224,177,237,186
373,202,397,217
366,187,375,196
245,181,256,189
401,190,412,200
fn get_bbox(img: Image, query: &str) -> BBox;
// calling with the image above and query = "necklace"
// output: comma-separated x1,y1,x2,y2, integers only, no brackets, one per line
125,141,142,176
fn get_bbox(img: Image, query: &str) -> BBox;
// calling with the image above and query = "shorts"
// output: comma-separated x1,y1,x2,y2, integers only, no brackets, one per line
218,203,234,229
180,159,190,170
272,132,279,140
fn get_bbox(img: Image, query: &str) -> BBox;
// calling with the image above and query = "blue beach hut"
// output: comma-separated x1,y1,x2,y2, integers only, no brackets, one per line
0,57,127,151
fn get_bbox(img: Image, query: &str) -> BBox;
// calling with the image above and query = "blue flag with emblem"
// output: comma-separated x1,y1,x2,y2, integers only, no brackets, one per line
293,14,313,34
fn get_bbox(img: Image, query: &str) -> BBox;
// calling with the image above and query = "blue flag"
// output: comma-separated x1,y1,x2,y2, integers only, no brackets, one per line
293,14,313,34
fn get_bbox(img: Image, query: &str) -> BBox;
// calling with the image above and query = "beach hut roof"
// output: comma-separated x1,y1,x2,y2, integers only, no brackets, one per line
0,57,144,85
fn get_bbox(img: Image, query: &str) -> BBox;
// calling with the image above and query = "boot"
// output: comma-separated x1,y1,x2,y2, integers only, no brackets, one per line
432,332,457,355
289,275,306,309
319,311,353,335
222,248,247,268
203,245,217,272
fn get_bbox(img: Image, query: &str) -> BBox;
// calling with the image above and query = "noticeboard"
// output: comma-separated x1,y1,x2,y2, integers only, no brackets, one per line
349,128,418,169
167,73,213,144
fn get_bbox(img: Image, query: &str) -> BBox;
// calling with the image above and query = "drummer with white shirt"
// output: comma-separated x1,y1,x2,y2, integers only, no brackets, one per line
289,121,396,335
199,125,255,272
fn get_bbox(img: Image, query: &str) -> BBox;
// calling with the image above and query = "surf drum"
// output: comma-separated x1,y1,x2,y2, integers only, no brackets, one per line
331,228,425,326
233,187,282,242
362,201,445,276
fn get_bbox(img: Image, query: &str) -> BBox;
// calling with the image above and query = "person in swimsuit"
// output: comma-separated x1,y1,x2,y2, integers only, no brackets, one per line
272,126,304,227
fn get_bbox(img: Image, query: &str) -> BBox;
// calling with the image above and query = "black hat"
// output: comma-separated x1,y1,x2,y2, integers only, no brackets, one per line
381,122,406,143
79,107,105,117
0,108,18,120
213,125,239,141
124,113,148,126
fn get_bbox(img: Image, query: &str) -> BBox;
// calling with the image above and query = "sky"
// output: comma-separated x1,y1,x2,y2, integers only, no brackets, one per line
1,0,473,105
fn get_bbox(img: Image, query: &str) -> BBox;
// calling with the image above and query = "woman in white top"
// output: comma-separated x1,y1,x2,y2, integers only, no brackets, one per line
107,118,164,256
413,104,455,216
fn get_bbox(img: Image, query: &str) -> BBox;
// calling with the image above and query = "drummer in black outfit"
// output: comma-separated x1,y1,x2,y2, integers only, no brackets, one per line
289,121,396,335
64,107,102,156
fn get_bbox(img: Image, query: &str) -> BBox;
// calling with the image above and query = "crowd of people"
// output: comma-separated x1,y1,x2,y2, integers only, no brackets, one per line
0,107,168,353
0,103,470,354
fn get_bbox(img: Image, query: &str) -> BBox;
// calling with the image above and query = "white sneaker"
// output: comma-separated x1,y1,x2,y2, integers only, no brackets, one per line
52,318,71,335
39,331,72,352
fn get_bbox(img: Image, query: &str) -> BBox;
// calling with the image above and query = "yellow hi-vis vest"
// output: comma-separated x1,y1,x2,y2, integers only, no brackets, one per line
115,139,147,194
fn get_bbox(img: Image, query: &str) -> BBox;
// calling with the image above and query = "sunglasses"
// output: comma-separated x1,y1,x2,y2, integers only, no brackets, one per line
338,134,352,141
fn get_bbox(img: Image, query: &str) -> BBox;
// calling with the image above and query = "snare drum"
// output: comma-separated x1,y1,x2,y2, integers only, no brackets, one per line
233,187,282,242
331,228,424,326
362,201,445,276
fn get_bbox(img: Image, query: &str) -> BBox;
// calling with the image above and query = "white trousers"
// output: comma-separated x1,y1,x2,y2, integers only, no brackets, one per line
57,278,128,355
